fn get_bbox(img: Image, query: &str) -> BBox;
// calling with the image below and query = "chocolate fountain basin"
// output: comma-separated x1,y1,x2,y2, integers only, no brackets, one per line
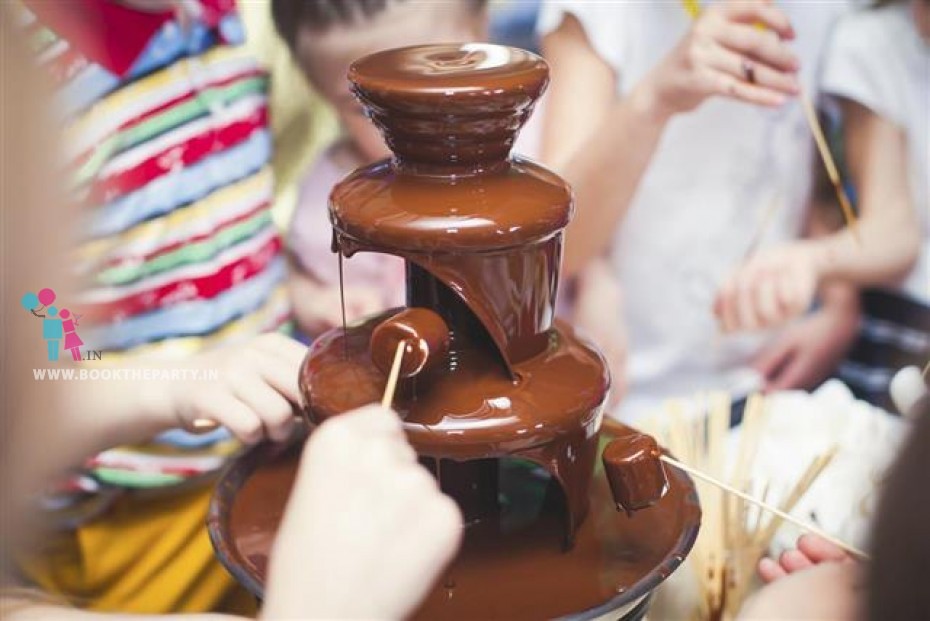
208,423,700,621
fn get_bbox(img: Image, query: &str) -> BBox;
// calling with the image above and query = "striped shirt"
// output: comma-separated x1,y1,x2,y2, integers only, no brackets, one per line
20,1,291,499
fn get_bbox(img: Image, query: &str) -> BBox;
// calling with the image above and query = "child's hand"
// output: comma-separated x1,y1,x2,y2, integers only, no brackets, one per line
167,333,306,444
715,243,821,333
263,405,462,620
751,287,858,391
574,260,627,408
758,534,855,583
641,0,799,120
739,560,861,620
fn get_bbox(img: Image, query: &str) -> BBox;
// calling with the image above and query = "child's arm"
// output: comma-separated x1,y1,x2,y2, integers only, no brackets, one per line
804,100,920,285
715,100,919,333
541,2,799,278
6,406,462,621
41,333,306,485
739,534,861,620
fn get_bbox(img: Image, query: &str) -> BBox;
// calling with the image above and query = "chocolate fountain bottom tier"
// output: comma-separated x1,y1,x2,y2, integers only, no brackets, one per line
299,310,609,537
299,310,609,457
207,426,701,620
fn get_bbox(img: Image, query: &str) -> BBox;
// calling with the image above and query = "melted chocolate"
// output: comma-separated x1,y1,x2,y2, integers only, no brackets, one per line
370,307,449,378
602,434,669,515
331,43,571,372
221,427,700,620
347,43,549,172
300,311,607,539
213,44,700,619
301,44,606,542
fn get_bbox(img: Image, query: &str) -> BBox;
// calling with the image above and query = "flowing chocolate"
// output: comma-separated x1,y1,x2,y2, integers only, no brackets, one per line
298,44,609,542
214,43,702,620
370,307,449,378
602,434,669,515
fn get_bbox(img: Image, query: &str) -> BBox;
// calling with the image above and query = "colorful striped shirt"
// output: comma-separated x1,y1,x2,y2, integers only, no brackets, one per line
20,1,291,501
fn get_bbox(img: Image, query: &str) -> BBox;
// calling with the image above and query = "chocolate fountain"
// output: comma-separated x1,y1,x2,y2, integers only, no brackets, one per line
209,44,700,620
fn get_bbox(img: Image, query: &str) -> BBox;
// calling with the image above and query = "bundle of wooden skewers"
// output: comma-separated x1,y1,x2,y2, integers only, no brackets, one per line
642,392,841,621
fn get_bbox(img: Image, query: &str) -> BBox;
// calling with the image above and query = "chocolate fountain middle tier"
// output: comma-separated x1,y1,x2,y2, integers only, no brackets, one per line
300,310,609,539
330,155,572,373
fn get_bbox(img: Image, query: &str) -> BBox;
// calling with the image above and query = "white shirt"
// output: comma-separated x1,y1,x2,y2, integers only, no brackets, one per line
538,1,849,422
822,3,930,303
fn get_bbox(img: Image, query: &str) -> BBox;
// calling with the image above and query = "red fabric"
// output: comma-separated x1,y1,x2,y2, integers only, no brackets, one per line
85,235,281,322
70,67,264,169
25,0,238,78
103,200,270,269
25,0,171,77
86,105,268,206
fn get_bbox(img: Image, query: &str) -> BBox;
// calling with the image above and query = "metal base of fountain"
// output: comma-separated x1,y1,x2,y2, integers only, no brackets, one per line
208,423,700,620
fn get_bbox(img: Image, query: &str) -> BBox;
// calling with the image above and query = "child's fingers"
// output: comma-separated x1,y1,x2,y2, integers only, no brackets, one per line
704,41,800,96
209,392,265,444
752,336,793,381
721,1,796,41
332,404,406,439
754,272,782,326
797,534,852,564
779,549,815,574
252,339,306,403
716,22,798,72
735,274,762,331
706,68,786,108
758,557,787,583
714,276,739,332
232,377,295,443
766,350,806,391
775,270,799,317
254,332,308,368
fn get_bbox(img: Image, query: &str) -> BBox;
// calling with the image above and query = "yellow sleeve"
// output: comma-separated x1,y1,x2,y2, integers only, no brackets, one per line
238,0,340,234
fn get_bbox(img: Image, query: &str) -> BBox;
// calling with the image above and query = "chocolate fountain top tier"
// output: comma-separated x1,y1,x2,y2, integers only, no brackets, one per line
334,43,571,254
349,43,548,171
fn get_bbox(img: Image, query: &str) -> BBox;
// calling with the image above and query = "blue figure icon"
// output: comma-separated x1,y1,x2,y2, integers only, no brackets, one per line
43,305,63,361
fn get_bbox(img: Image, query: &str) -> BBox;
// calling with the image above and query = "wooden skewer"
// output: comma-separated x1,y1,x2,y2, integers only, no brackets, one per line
381,340,407,408
661,454,869,560
799,90,861,244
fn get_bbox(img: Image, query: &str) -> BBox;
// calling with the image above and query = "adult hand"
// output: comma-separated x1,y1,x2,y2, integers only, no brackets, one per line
263,405,463,620
715,242,822,333
640,0,800,119
165,333,306,444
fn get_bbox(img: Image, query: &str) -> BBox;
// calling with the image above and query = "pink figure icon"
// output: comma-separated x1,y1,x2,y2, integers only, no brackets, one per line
59,308,84,362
